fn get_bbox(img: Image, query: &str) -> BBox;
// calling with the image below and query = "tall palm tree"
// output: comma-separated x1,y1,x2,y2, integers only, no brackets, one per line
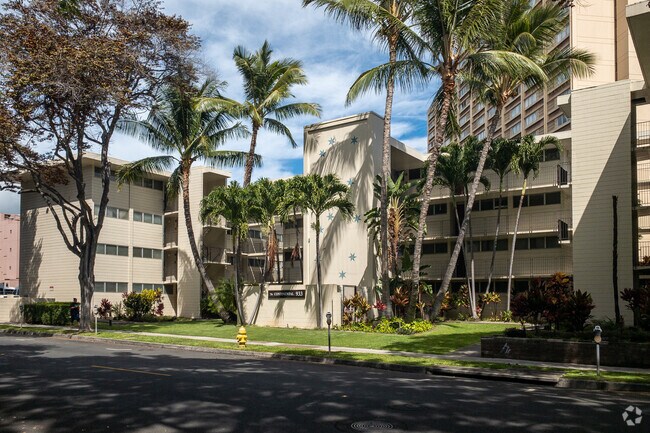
410,0,539,308
248,178,287,324
506,134,560,310
116,79,253,322
287,174,354,328
485,137,518,293
200,181,255,325
433,138,489,318
304,0,424,318
228,41,321,186
429,0,594,318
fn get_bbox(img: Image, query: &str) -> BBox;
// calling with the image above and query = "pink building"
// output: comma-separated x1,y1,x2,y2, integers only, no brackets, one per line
0,213,20,288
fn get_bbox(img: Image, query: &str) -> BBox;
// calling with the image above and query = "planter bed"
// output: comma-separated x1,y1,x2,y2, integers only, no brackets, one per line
481,336,650,368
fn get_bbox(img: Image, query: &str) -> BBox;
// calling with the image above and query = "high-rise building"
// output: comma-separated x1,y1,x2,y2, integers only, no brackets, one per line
0,213,20,288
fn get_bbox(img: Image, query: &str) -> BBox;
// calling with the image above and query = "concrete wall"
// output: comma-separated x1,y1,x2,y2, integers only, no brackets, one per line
0,296,25,322
571,80,637,322
242,284,343,328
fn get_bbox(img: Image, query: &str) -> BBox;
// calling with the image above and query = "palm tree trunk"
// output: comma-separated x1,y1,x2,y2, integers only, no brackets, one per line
243,125,259,187
181,164,230,322
507,178,527,311
234,232,247,325
379,38,398,318
251,231,274,324
431,108,501,318
412,78,455,316
487,178,504,293
315,221,323,329
465,189,478,319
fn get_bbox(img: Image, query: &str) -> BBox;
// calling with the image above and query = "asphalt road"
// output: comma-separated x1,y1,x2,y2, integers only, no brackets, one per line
0,335,648,433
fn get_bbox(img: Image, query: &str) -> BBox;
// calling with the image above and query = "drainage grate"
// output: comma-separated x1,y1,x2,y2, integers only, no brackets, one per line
351,421,394,431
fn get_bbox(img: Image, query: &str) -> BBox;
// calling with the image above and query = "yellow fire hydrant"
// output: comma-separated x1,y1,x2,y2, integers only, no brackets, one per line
236,326,247,348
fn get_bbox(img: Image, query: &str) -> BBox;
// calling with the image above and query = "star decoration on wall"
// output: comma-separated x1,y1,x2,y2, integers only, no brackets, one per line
349,253,357,262
347,178,355,186
319,150,326,158
327,212,334,221
319,227,324,234
353,214,362,223
328,137,336,146
351,136,359,145
339,271,347,279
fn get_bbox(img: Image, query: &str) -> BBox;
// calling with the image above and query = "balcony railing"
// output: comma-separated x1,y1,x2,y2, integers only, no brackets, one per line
203,247,228,264
637,121,650,147
638,241,650,266
468,211,571,238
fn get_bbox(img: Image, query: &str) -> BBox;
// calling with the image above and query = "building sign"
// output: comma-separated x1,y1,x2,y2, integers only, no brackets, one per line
268,290,306,299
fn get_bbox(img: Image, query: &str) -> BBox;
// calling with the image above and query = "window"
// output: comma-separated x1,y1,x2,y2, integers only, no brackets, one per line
474,116,485,128
476,130,486,140
459,114,469,126
95,281,128,293
555,25,569,45
422,242,448,254
513,192,561,207
556,114,569,127
545,191,561,205
524,93,539,109
427,203,448,216
475,102,484,112
94,205,128,220
544,148,560,161
133,247,162,259
132,177,165,191
132,283,164,293
409,168,424,180
285,218,303,229
133,211,163,225
488,107,496,118
514,236,561,250
459,99,469,111
510,123,521,137
525,111,540,127
459,85,469,98
248,258,265,267
481,239,508,252
94,167,117,180
460,128,469,140
528,194,544,207
248,229,262,239
509,104,521,120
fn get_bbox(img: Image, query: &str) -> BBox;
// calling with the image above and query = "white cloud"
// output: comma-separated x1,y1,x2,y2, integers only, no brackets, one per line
0,191,20,215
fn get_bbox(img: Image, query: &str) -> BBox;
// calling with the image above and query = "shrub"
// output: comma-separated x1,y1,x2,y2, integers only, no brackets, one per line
122,289,164,321
22,302,71,326
621,286,650,329
96,299,112,320
564,290,595,331
342,293,372,325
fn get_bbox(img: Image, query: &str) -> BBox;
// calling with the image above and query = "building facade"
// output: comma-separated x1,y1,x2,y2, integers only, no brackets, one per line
0,213,20,288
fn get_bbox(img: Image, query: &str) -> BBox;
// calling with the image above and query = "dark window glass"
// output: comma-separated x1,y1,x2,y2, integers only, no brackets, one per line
164,285,174,295
154,215,163,225
118,246,128,257
496,197,508,209
496,239,508,251
545,192,561,205
481,240,493,252
133,247,142,258
515,238,529,250
529,237,546,249
117,283,128,292
154,180,164,190
434,243,448,254
409,168,423,180
95,282,105,292
545,236,560,248
513,195,528,207
133,212,143,222
143,178,153,189
152,249,162,259
106,244,118,255
480,199,494,211
144,213,153,224
545,148,560,161
528,193,545,207
422,243,435,254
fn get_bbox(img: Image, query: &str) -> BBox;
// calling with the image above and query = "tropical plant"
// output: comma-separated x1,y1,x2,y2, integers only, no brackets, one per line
223,41,321,186
485,138,518,292
248,178,288,323
430,0,594,319
285,174,354,328
506,134,560,309
303,0,423,319
409,0,543,316
116,79,252,322
621,286,650,329
434,138,489,318
200,181,256,325
122,289,164,321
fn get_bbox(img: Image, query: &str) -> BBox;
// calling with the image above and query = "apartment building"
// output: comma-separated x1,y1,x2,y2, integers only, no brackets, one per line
427,0,644,145
0,213,20,288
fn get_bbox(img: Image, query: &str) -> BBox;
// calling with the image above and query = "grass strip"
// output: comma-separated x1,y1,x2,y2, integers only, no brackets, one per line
0,324,77,335
562,370,650,384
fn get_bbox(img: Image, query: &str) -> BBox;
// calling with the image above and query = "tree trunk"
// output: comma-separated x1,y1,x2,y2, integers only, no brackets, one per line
251,231,274,325
379,38,398,318
315,221,323,329
181,164,230,322
78,244,97,331
507,179,527,311
412,77,455,317
487,178,504,293
243,125,259,187
465,189,478,319
233,233,247,325
431,109,500,318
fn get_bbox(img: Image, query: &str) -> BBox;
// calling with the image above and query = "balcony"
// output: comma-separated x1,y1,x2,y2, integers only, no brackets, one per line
203,247,229,265
467,211,572,238
638,241,650,267
637,121,650,148
203,215,228,229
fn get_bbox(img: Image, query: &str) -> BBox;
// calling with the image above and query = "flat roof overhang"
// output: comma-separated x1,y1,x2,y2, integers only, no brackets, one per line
627,2,650,87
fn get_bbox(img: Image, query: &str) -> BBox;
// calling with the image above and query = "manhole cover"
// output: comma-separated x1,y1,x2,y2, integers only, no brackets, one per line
351,421,394,431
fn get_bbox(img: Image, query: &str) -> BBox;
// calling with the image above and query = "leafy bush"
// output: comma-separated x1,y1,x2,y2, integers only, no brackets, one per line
621,286,650,330
96,299,112,319
342,293,372,325
122,289,164,321
337,318,432,334
512,273,594,332
201,279,237,321
22,302,71,325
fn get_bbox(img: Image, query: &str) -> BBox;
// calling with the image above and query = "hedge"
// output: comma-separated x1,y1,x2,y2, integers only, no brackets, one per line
22,302,72,326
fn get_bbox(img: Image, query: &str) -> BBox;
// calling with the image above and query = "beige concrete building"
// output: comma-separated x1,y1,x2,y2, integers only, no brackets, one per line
0,213,20,288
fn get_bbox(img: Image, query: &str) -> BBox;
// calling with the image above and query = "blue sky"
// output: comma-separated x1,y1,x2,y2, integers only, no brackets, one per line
0,0,438,214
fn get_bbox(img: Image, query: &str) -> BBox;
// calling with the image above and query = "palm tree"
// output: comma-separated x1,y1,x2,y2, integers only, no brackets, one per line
506,134,560,310
303,0,423,318
485,138,518,293
433,138,489,318
429,0,594,318
409,0,541,309
200,181,255,325
287,174,354,328
116,79,253,322
229,41,321,186
248,178,287,324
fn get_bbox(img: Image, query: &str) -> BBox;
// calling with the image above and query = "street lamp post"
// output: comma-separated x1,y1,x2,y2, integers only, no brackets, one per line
326,312,332,353
593,325,602,376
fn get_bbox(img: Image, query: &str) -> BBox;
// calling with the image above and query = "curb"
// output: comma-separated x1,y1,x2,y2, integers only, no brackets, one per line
556,378,650,393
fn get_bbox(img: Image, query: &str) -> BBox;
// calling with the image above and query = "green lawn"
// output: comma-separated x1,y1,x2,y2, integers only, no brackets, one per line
562,370,650,384
98,320,511,355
